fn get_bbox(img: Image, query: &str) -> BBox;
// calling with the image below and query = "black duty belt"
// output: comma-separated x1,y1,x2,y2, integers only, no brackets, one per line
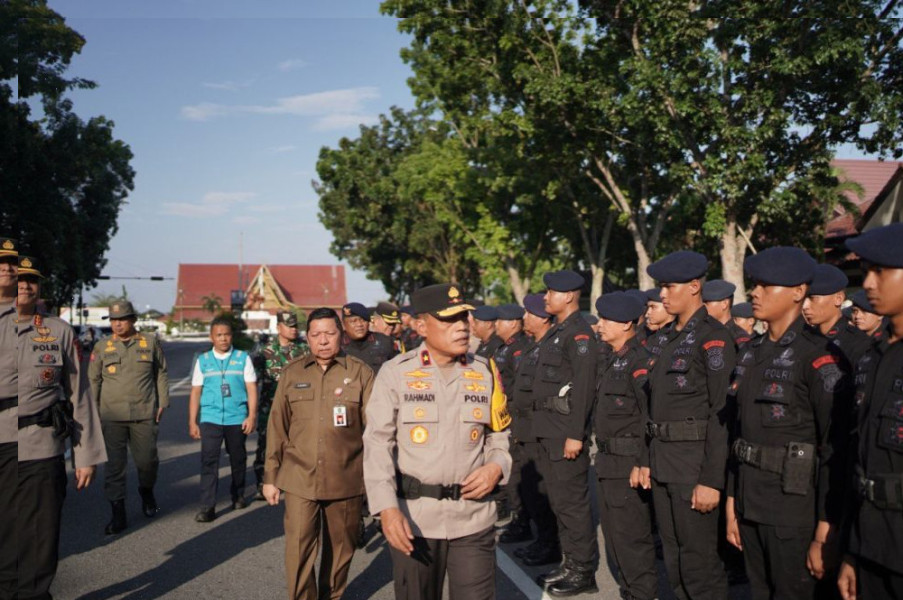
646,418,707,442
18,405,54,429
511,407,532,419
597,436,642,457
857,468,903,510
396,472,463,501
0,397,17,412
732,438,786,474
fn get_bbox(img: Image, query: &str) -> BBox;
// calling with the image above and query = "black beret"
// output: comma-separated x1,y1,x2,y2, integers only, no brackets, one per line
808,264,848,296
583,314,599,325
644,288,662,303
702,279,736,302
849,290,877,313
647,251,708,284
523,293,550,318
595,291,646,323
624,289,648,305
341,302,370,320
497,303,525,320
472,305,499,321
744,247,816,286
846,223,903,268
411,283,474,318
543,270,586,292
731,302,754,319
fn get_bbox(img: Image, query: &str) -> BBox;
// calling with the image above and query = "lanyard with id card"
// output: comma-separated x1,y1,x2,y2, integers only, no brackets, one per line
217,350,234,398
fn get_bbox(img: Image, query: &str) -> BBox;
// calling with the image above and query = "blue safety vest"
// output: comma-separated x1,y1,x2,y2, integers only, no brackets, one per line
197,348,249,425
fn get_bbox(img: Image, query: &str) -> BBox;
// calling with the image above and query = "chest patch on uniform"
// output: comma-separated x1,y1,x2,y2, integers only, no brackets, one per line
465,394,489,403
465,383,486,392
892,378,903,394
108,365,117,374
294,383,311,389
40,368,55,382
472,407,484,420
671,358,688,371
407,381,431,391
414,407,427,418
881,422,903,450
470,427,480,441
881,397,903,419
682,331,697,346
773,348,795,367
140,354,149,361
763,382,785,399
675,375,688,389
404,369,431,379
767,404,787,423
462,370,484,380
32,326,57,343
139,339,148,348
38,353,57,365
763,368,791,381
410,426,429,444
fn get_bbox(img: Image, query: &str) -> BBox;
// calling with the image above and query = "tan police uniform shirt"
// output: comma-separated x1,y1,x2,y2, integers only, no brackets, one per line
363,345,512,540
88,332,169,421
0,301,17,443
17,313,107,466
264,353,374,500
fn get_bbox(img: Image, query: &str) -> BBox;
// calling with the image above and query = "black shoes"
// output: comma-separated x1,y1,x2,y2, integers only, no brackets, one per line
499,514,533,544
521,542,562,567
138,487,158,518
104,500,127,535
195,507,215,522
232,496,249,510
546,567,598,597
536,558,571,587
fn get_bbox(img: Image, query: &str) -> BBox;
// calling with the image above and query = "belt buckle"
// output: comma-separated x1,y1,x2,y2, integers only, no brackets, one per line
646,422,658,438
860,478,875,502
737,442,753,465
408,478,422,499
441,484,461,501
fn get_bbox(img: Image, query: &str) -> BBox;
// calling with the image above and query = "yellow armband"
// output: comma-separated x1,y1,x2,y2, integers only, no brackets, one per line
488,358,511,432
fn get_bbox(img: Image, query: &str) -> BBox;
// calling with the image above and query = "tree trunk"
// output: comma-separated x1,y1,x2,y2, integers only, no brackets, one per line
720,220,748,302
589,212,615,314
505,256,529,304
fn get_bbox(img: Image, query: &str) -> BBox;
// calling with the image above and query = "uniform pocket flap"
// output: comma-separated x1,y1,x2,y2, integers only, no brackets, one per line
461,403,491,424
291,389,315,402
400,402,439,423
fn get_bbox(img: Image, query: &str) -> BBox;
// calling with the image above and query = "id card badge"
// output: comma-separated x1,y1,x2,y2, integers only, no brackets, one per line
221,383,232,398
333,405,347,427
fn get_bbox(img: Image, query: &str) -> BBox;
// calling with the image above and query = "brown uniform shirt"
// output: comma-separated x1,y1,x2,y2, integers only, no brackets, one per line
363,345,512,540
88,332,169,421
17,313,106,466
264,353,374,500
0,301,17,443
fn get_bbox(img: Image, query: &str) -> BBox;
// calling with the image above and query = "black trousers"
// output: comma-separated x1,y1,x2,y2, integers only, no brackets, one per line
520,441,558,544
506,440,526,516
597,477,657,600
0,442,17,597
199,423,246,508
652,479,726,600
738,519,815,600
101,419,159,501
536,438,597,567
389,526,496,600
16,456,67,600
858,556,903,600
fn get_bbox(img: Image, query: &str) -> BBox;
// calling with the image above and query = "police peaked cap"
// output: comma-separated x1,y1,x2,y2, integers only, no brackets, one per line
744,247,816,286
731,302,754,319
105,300,137,320
646,251,708,283
702,279,736,302
342,302,370,320
644,288,662,303
374,301,402,324
846,223,903,268
595,291,646,323
17,255,43,279
849,290,877,314
543,270,586,292
471,305,499,322
0,237,17,258
497,303,525,320
808,264,849,296
523,293,550,318
411,283,474,318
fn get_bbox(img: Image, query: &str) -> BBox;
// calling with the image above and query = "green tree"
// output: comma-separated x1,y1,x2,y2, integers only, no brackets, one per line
0,0,135,309
200,294,223,315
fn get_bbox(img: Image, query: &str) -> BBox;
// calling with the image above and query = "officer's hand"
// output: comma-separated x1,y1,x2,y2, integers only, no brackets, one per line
262,483,280,506
74,466,95,490
461,463,503,500
837,559,857,600
381,508,414,555
690,484,719,513
807,540,826,579
563,438,583,460
629,467,642,489
189,423,201,440
638,466,651,490
156,407,165,423
241,416,256,435
725,496,742,551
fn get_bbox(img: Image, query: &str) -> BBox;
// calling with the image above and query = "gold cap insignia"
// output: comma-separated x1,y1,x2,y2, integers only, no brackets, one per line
448,286,460,299
21,258,32,268
343,307,351,316
112,304,120,312
1,240,12,250
410,426,429,444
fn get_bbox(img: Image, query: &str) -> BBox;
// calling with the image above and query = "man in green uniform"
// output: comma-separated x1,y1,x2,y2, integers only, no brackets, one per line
89,300,169,534
253,310,308,500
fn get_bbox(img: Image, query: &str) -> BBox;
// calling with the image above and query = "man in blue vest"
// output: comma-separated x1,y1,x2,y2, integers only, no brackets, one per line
188,315,258,522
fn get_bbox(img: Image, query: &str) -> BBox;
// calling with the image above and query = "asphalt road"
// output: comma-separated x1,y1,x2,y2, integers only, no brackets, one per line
52,340,750,600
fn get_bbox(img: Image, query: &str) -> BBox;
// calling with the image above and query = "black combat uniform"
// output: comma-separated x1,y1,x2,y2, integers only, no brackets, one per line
475,334,504,360
728,321,753,348
647,305,735,600
342,332,397,374
729,316,850,598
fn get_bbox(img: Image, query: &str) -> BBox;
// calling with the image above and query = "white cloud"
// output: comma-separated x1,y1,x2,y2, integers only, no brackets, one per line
313,113,379,131
277,58,308,72
270,145,297,153
232,216,261,225
162,203,228,217
180,102,231,121
202,80,251,92
202,191,257,205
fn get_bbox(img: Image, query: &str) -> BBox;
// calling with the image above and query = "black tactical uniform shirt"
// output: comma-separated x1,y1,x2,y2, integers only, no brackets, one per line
475,334,504,361
342,332,397,375
728,321,753,348
820,321,872,373
593,336,651,479
729,317,851,528
648,307,736,488
493,331,533,395
511,341,542,443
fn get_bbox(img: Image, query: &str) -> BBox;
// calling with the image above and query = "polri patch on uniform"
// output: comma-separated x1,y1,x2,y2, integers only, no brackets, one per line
404,369,432,379
880,397,903,419
40,368,55,383
704,340,726,371
410,426,429,444
38,353,57,365
881,422,903,450
766,403,788,424
763,382,785,400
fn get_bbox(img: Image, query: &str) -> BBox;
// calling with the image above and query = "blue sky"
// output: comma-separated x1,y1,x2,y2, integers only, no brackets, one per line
48,1,415,313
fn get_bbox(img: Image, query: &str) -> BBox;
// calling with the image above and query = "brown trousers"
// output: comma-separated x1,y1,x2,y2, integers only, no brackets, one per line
284,493,363,600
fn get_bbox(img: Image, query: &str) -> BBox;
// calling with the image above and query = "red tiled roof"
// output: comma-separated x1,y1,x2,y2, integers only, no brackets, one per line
826,159,903,239
174,263,346,321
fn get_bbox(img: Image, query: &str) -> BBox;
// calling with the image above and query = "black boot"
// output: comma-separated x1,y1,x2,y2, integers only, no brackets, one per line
547,566,598,597
499,512,533,544
138,487,158,517
522,541,562,567
536,556,570,587
105,500,127,535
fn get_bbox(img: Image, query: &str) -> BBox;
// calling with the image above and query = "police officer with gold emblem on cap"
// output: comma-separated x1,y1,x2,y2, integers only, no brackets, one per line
88,299,169,534
371,301,405,353
645,251,735,600
0,237,18,597
837,223,903,600
725,247,852,599
803,264,871,370
16,255,107,599
363,283,511,600
341,302,397,374
530,270,599,597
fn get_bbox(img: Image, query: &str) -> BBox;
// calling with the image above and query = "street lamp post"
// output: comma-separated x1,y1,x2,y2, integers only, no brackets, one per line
178,288,184,337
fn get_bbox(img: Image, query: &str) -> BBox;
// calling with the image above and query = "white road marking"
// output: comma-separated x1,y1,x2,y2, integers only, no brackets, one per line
496,548,554,600
168,374,193,394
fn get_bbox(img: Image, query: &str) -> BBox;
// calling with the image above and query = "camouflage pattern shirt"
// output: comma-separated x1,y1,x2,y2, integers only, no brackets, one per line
257,337,309,409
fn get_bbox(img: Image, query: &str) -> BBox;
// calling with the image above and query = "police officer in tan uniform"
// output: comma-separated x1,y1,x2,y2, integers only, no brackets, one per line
0,237,18,598
363,283,512,600
16,256,106,599
89,300,169,534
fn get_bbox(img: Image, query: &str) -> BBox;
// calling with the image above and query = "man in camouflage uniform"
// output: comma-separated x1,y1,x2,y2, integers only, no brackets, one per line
254,310,308,499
